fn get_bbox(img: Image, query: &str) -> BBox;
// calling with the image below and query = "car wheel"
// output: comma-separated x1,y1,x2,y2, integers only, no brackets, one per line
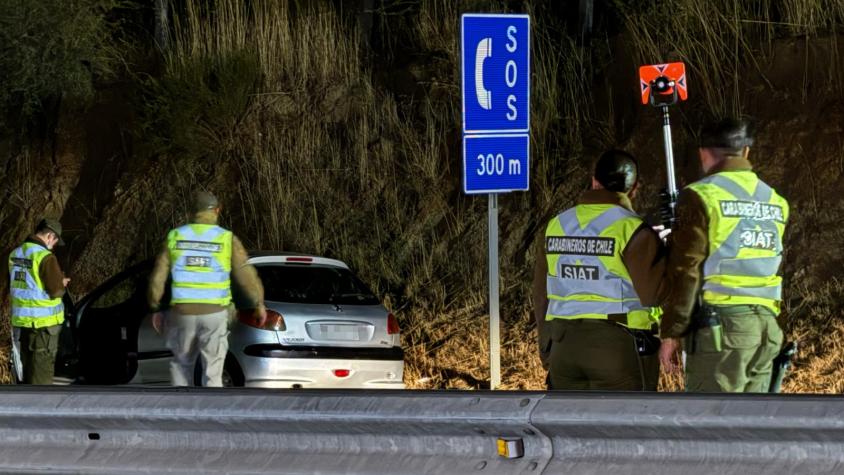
222,355,244,387
193,354,245,387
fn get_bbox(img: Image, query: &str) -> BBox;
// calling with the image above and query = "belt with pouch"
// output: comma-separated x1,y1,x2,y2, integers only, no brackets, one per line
560,313,661,356
686,303,773,354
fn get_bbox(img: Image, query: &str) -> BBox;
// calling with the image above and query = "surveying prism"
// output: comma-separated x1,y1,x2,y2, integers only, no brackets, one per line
639,62,688,228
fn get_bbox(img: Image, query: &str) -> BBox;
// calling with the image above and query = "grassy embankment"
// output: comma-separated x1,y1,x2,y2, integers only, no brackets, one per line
150,0,844,391
1,0,843,391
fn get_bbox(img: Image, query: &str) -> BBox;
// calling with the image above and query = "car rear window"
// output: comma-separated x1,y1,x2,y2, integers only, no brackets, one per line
255,264,380,305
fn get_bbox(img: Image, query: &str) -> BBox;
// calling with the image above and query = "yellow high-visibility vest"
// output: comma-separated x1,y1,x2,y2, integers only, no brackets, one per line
687,170,789,314
167,224,233,306
544,204,656,330
8,243,64,328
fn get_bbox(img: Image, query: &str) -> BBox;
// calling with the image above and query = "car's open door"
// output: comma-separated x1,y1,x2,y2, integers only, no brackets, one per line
53,292,79,382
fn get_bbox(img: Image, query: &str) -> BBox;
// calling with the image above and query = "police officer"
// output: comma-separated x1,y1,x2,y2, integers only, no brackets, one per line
658,119,788,392
8,218,70,384
147,191,266,387
534,150,667,390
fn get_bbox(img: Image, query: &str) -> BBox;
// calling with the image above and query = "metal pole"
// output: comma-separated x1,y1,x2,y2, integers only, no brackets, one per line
661,105,678,198
661,104,684,368
488,193,501,390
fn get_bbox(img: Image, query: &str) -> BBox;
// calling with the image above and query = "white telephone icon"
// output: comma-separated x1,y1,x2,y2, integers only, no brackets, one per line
475,38,492,110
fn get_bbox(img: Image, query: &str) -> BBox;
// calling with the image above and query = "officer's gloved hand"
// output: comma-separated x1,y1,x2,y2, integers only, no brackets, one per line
658,188,676,229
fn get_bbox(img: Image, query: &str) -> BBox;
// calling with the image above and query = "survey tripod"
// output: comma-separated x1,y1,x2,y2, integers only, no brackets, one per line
647,75,681,228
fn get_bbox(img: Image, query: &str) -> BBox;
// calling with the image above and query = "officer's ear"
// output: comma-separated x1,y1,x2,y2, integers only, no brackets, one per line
742,146,750,160
628,181,639,199
699,147,718,173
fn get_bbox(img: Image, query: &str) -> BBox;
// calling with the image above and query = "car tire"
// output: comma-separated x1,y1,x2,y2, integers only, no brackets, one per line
193,354,245,387
222,354,245,387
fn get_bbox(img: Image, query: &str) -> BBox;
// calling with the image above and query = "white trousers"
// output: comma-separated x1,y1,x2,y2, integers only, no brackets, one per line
164,309,230,387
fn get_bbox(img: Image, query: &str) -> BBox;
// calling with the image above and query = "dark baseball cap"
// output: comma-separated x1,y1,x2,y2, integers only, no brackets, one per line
193,191,220,213
36,218,65,246
700,118,755,149
594,149,639,193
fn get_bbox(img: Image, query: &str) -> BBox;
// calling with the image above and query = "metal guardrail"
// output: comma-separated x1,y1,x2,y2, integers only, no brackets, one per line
0,387,842,474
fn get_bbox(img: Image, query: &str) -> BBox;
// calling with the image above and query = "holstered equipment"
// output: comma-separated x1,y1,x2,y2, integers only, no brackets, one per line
686,304,723,355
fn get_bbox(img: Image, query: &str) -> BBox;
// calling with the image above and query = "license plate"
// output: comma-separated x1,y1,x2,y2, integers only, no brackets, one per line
319,324,361,341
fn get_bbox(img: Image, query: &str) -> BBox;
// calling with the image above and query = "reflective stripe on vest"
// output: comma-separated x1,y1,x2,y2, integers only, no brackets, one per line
167,224,233,305
544,204,654,330
688,171,789,313
8,243,64,328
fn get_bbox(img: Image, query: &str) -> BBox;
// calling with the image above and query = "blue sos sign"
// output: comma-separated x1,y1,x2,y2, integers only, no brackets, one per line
461,14,530,134
461,14,530,194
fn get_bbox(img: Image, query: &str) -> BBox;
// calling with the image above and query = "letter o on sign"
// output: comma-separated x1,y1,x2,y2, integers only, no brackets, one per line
505,60,517,88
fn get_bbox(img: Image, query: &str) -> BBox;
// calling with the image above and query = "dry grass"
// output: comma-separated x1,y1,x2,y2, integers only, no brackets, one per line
621,0,844,117
780,278,844,393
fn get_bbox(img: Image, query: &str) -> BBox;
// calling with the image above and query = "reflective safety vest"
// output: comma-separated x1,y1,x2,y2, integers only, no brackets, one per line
167,224,233,306
544,204,656,330
687,170,789,314
8,243,64,328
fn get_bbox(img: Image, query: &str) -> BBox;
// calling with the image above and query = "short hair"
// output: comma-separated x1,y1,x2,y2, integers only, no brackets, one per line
700,118,755,151
594,149,638,193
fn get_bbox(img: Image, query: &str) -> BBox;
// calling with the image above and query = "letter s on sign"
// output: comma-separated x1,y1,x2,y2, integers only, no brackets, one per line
506,26,517,53
507,95,517,121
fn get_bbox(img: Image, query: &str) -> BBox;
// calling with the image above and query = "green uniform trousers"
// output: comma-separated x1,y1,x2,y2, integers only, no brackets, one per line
685,305,783,393
548,318,658,391
17,325,61,385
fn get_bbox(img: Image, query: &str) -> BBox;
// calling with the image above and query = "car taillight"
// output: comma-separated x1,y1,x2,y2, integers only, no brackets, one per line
238,309,286,331
333,369,350,378
387,313,400,335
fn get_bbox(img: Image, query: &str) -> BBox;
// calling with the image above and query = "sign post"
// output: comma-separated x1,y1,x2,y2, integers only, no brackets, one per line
488,193,500,389
461,14,530,389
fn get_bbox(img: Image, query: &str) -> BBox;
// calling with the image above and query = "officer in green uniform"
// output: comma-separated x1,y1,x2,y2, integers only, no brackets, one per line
148,191,266,387
8,218,70,384
534,150,667,390
659,119,789,392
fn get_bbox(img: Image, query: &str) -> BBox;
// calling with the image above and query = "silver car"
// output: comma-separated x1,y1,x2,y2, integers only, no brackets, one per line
66,253,404,389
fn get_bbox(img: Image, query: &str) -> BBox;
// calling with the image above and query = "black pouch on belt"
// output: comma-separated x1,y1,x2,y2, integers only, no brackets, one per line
611,314,661,356
632,330,661,356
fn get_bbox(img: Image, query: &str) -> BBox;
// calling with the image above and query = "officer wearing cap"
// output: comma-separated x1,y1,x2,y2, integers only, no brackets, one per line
7,218,71,384
659,119,789,392
533,150,667,390
147,191,266,387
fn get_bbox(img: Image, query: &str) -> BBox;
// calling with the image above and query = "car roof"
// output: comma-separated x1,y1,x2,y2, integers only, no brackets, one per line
247,251,349,269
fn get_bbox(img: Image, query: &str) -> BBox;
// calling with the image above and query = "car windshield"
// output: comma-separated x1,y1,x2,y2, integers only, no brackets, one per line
255,264,380,305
